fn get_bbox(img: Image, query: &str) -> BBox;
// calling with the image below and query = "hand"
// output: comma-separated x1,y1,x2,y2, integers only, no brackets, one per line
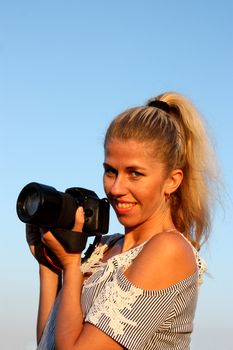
42,207,85,268
26,224,41,257
26,224,62,273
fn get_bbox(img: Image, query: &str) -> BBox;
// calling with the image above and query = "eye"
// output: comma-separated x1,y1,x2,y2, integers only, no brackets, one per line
131,170,143,178
103,165,117,177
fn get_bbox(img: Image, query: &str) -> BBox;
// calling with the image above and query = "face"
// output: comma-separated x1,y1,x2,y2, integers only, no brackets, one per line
103,139,171,233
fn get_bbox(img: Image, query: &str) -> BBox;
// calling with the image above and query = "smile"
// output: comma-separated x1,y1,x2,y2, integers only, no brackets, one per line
109,196,137,213
115,201,136,209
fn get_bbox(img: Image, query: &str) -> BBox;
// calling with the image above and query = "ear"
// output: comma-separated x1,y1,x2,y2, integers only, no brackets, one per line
164,169,183,196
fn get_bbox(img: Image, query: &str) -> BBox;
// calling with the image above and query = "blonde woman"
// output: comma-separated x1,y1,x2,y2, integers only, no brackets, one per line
28,92,217,349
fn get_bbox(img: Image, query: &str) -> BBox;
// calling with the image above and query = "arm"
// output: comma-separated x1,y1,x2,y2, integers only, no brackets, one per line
26,224,62,344
56,260,123,350
37,265,62,344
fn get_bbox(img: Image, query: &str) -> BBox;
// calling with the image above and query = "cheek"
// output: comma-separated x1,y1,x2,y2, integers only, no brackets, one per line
103,175,110,195
103,175,107,191
140,183,164,205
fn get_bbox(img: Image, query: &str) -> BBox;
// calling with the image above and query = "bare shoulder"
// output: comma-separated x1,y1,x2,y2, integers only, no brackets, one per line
145,231,195,261
124,231,197,290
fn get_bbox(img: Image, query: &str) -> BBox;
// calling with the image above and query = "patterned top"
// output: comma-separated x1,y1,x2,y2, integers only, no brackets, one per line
38,233,207,350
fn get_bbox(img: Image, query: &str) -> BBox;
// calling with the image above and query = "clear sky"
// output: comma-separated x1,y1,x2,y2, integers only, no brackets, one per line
0,1,232,349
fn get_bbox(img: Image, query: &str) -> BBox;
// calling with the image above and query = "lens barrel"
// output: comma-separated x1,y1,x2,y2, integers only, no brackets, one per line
16,182,76,229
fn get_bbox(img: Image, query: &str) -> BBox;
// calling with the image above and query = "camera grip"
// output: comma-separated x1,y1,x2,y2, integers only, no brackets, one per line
51,229,88,253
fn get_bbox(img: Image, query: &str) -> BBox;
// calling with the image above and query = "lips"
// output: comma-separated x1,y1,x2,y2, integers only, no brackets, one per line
117,202,135,209
111,200,137,214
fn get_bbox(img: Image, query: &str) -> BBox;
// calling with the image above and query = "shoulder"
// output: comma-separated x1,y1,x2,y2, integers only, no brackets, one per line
124,231,197,290
145,231,195,261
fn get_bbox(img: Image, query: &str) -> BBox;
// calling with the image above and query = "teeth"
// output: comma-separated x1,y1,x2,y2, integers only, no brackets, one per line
117,202,134,209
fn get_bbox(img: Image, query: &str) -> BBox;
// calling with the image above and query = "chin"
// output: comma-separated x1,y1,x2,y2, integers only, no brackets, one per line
117,217,138,229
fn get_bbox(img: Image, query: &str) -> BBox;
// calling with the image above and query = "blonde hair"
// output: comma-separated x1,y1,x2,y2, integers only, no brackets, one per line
104,92,218,248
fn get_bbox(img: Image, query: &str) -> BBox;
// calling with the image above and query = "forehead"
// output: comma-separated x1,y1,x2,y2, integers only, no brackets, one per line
104,139,158,165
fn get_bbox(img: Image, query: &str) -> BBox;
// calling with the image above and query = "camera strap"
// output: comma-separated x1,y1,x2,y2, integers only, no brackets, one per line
51,228,89,253
34,242,62,274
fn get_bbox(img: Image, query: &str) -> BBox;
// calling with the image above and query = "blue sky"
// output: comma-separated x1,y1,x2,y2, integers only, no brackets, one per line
1,1,232,349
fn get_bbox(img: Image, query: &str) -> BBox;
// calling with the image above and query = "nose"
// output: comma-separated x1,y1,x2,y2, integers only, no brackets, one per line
106,175,127,197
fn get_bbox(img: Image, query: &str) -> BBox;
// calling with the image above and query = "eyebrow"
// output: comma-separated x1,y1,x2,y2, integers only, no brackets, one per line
103,162,147,171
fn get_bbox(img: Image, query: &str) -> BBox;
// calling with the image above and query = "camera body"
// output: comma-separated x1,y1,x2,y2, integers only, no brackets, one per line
16,182,109,236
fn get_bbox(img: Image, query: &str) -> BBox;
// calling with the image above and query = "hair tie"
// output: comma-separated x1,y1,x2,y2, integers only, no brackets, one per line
147,100,170,114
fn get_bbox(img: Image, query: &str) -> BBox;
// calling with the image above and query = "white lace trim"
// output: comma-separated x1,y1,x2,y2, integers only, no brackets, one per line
86,272,143,336
81,243,108,275
179,233,208,287
82,242,146,289
193,250,208,286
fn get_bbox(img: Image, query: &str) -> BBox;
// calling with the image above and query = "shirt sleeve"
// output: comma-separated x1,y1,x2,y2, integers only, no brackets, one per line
85,268,183,350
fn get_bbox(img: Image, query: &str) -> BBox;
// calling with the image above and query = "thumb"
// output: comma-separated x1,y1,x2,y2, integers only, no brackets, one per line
73,206,85,231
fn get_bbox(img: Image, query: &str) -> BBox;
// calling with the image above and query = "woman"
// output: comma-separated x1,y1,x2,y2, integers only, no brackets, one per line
27,92,217,349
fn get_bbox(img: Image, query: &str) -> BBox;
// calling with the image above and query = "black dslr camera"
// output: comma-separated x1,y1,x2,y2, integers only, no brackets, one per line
16,182,109,253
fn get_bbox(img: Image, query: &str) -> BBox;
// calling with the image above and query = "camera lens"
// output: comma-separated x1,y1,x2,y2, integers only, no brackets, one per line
23,190,40,216
16,182,77,228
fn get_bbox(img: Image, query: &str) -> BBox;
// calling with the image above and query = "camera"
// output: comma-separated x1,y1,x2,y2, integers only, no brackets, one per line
16,182,109,236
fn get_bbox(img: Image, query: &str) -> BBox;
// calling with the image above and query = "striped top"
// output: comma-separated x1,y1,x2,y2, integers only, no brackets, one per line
38,233,207,350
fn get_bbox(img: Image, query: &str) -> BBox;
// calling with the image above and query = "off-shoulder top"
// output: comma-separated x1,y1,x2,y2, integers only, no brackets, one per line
38,233,207,350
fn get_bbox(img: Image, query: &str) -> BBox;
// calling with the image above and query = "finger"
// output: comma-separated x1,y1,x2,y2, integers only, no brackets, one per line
41,230,56,247
73,206,85,231
41,230,63,256
29,246,35,256
26,224,41,245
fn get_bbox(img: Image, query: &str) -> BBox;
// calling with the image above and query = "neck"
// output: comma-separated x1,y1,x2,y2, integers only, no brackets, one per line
122,209,175,252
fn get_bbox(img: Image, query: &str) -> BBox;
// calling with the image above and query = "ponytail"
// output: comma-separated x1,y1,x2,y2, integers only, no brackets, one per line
157,92,218,247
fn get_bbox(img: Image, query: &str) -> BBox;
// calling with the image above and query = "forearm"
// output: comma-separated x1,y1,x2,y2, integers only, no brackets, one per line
37,264,62,344
55,258,84,350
